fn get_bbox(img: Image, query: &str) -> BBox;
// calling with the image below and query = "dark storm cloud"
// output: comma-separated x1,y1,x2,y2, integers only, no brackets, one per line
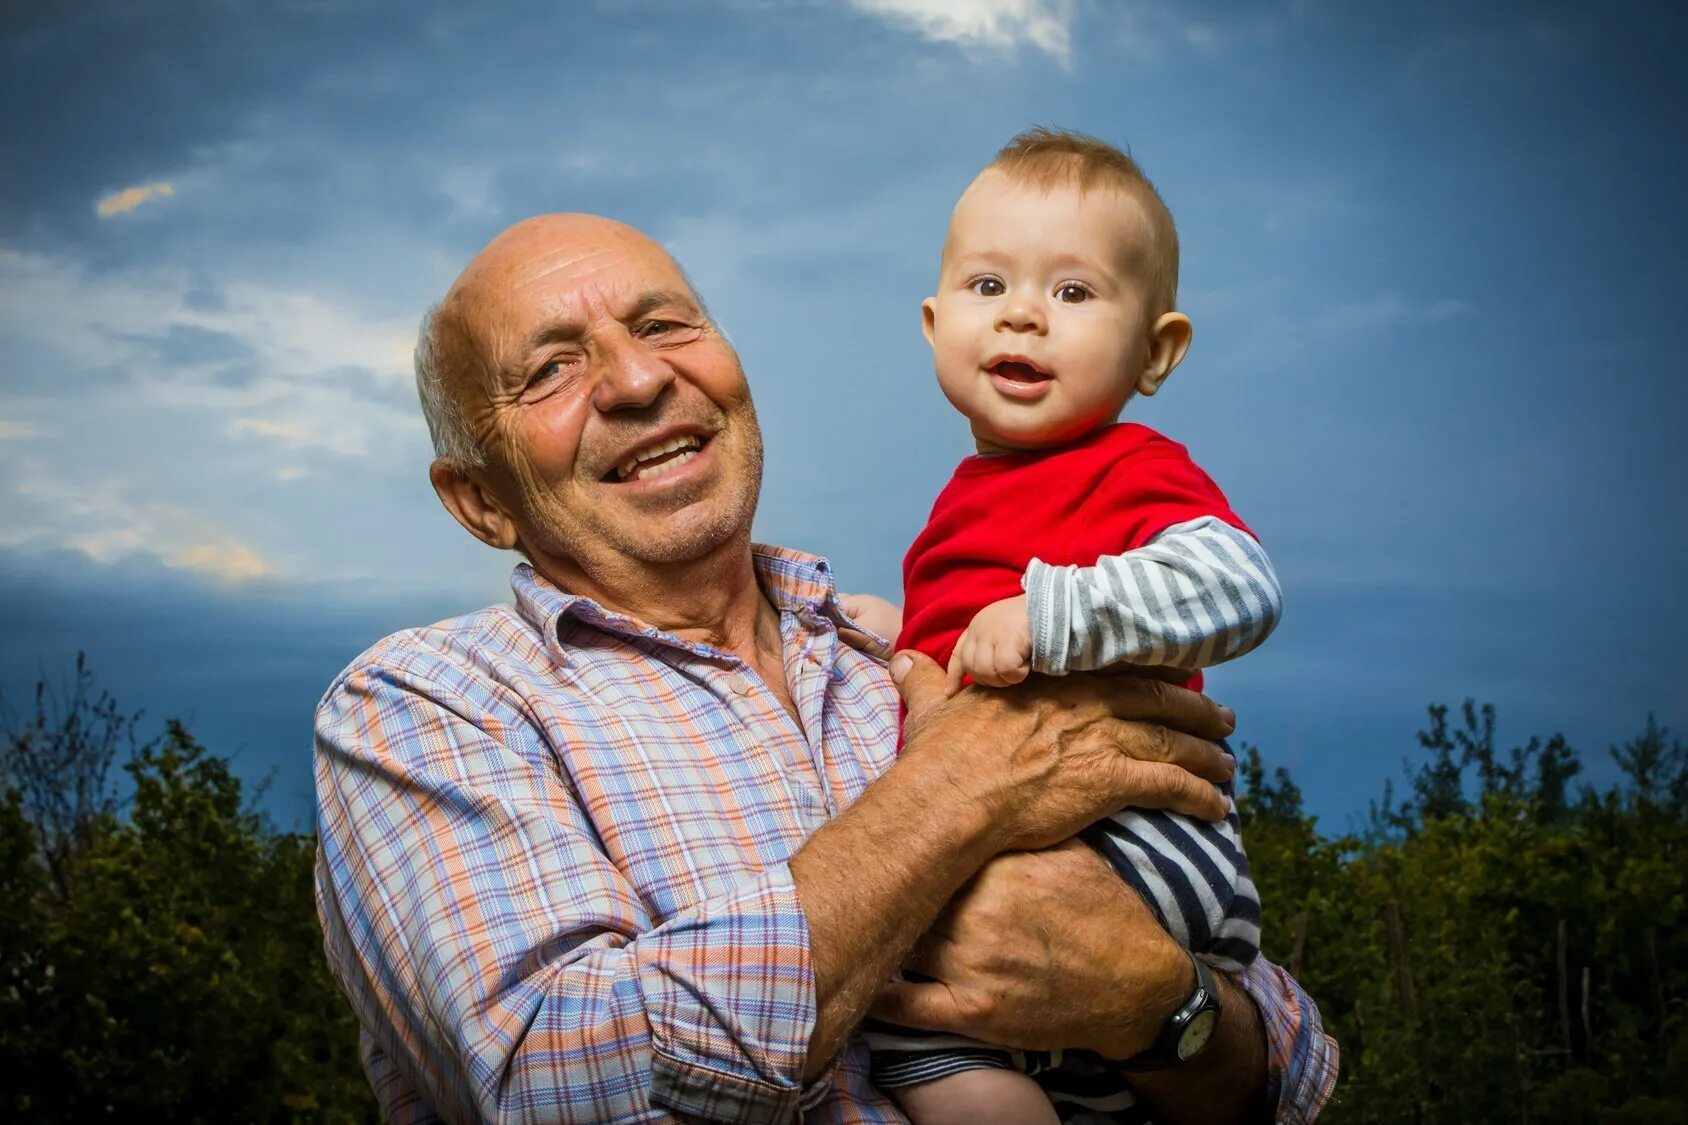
0,546,484,829
3,0,1685,830
105,322,255,366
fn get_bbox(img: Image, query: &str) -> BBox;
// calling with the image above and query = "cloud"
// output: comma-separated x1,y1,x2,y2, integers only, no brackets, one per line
170,542,269,582
0,545,485,828
95,181,176,218
5,465,271,584
1426,299,1476,321
0,249,422,458
0,247,490,596
106,322,256,367
1318,292,1478,336
229,417,306,445
851,0,1077,63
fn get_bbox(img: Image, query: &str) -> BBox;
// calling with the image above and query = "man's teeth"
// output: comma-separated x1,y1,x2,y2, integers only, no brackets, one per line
617,435,702,481
630,449,697,481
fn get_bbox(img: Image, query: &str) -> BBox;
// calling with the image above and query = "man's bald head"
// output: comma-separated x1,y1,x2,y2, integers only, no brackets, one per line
414,214,712,468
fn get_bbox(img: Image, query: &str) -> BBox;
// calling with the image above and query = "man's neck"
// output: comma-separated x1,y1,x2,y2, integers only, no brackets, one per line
533,534,780,667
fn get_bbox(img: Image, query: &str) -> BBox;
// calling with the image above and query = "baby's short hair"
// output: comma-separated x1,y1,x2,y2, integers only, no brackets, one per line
986,126,1179,314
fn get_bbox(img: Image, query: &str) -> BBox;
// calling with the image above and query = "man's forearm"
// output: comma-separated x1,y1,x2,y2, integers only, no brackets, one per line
790,750,999,1077
1127,972,1270,1125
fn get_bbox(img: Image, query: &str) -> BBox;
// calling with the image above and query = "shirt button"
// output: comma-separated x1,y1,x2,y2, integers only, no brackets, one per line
728,673,753,696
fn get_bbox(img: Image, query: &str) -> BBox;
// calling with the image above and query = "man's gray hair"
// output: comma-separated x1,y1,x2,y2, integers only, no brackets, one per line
412,254,722,470
414,302,485,469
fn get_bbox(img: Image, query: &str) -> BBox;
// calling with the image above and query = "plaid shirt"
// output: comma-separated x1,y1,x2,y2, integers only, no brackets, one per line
314,547,1338,1123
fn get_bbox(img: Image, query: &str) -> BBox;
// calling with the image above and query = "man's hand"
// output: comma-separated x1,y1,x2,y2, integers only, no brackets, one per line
871,840,1189,1060
870,841,1273,1125
947,594,1033,694
895,650,1234,854
792,651,1235,1077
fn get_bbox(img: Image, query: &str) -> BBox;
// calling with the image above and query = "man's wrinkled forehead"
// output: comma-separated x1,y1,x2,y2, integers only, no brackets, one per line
449,216,694,354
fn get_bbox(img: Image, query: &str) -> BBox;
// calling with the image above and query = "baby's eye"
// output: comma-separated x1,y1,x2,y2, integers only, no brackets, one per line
968,276,1006,297
1055,283,1091,304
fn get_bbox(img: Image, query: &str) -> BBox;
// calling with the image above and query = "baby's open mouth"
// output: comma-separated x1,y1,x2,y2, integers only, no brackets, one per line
987,358,1051,383
605,434,706,482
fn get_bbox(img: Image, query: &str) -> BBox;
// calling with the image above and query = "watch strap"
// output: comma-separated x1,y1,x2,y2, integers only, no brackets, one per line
1118,951,1220,1072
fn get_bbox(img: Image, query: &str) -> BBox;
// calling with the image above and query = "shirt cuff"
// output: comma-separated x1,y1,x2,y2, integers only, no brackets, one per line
1024,557,1073,675
638,862,834,1122
1232,957,1340,1124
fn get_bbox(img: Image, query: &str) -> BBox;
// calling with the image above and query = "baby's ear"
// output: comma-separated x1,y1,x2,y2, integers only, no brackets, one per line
921,297,938,347
1137,311,1193,396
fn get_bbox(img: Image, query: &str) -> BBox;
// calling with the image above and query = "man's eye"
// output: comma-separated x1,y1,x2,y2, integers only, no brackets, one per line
1055,283,1090,304
529,355,579,389
638,319,701,343
968,277,1005,297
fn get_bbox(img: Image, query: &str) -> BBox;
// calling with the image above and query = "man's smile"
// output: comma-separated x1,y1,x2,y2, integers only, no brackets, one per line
612,433,705,482
596,424,718,490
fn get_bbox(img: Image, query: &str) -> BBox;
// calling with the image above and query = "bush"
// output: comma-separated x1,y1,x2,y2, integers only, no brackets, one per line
1239,707,1688,1123
0,658,373,1122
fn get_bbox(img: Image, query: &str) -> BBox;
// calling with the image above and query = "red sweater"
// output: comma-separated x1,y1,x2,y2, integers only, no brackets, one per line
898,423,1250,695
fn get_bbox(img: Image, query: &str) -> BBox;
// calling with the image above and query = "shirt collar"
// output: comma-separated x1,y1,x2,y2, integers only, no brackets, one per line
509,544,847,658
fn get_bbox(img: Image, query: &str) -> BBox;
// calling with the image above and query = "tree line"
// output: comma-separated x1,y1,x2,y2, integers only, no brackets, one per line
2,657,1683,1121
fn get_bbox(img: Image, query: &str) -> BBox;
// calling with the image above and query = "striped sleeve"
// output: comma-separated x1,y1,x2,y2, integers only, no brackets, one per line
1026,517,1283,676
314,653,826,1124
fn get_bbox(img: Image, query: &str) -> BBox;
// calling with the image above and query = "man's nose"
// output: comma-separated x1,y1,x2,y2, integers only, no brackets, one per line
591,334,677,413
996,291,1047,334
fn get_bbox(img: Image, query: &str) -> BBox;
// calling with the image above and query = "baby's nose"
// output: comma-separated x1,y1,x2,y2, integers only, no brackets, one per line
997,297,1047,332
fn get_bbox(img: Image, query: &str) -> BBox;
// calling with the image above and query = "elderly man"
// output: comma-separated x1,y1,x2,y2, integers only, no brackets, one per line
314,214,1336,1123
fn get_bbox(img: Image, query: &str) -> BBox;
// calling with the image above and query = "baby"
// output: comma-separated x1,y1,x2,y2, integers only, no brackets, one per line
849,128,1282,1123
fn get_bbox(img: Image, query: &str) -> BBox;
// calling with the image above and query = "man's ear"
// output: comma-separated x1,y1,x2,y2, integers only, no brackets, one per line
1135,311,1193,397
430,459,520,551
921,297,938,348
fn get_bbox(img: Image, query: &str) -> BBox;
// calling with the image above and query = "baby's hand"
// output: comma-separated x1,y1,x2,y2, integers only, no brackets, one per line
948,595,1032,695
838,593,903,656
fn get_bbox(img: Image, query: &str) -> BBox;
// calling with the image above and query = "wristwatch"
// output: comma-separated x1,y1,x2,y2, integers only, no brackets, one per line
1119,951,1222,1071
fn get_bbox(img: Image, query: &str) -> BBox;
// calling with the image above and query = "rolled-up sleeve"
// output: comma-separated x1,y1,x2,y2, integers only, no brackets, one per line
1232,957,1340,1124
314,653,827,1123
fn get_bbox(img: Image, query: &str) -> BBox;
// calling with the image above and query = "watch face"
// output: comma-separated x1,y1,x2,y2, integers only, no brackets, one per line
1178,1009,1219,1060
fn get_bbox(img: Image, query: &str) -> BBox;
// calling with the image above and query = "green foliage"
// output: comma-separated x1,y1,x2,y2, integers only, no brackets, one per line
1240,703,1688,1123
5,656,1683,1122
0,658,373,1122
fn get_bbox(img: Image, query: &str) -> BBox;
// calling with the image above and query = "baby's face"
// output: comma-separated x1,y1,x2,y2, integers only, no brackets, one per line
925,172,1158,451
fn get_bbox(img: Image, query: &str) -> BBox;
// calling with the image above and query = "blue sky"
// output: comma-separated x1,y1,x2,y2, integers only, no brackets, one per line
2,0,1683,833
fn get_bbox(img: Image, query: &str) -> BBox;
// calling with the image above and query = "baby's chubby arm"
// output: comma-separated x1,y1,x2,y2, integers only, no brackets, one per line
1029,516,1282,677
946,516,1282,692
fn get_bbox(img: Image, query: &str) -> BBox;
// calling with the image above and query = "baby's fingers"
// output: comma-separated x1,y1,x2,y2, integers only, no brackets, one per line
945,639,970,697
981,639,1026,686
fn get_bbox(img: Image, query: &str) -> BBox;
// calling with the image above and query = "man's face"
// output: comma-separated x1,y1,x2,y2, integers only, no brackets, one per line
925,172,1156,451
450,217,763,572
